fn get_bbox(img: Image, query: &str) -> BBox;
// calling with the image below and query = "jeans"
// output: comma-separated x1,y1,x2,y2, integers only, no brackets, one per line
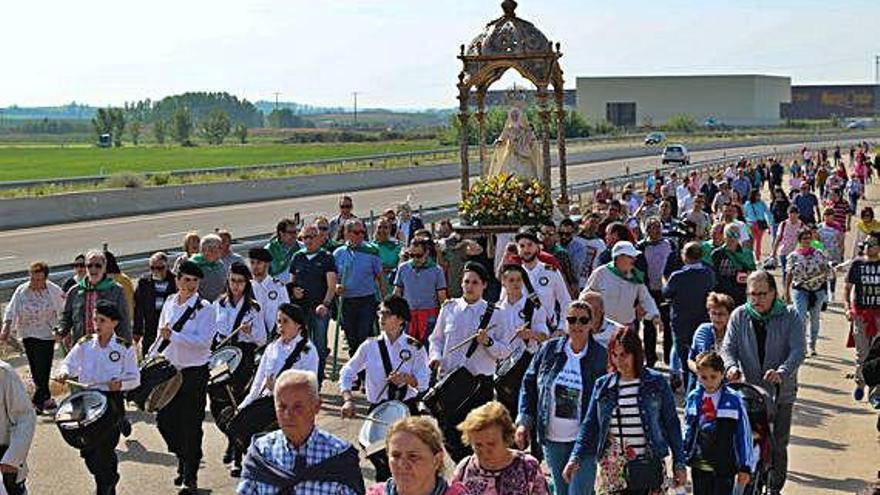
849,192,860,215
306,309,331,388
340,296,377,357
543,440,595,495
779,254,788,281
23,337,54,407
792,288,827,351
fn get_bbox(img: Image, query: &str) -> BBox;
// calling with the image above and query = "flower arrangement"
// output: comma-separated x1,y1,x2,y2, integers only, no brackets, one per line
458,173,553,226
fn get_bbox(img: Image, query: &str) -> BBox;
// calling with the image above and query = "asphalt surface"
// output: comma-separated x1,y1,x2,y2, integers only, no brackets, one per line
0,141,814,275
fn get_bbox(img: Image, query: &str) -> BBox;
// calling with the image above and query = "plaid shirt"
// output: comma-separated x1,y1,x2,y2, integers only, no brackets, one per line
237,428,359,495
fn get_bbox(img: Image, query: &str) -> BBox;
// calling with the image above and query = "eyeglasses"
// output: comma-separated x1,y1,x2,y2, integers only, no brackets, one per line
566,316,591,325
86,263,103,269
150,265,167,271
748,291,770,298
317,225,329,231
340,204,353,209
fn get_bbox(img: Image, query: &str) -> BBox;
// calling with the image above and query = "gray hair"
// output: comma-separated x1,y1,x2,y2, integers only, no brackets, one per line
149,252,168,264
343,218,364,232
84,249,106,263
274,369,319,400
200,234,222,251
747,270,778,294
567,300,593,319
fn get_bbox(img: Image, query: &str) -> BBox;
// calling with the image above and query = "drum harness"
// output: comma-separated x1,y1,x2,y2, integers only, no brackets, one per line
155,298,203,354
376,341,413,402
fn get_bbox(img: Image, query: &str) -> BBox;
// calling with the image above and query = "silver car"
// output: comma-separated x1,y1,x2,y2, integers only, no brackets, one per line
661,144,689,165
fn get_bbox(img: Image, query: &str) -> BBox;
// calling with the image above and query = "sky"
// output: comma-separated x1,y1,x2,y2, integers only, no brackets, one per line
2,0,878,109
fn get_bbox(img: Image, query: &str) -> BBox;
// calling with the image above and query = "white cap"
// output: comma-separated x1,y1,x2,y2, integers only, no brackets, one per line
612,241,641,259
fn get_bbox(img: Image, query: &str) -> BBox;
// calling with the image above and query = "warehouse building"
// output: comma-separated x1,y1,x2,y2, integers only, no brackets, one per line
782,84,880,119
576,74,791,127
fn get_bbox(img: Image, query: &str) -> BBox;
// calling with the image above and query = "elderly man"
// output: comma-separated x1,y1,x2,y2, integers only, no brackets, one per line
636,217,675,368
395,201,424,246
0,359,36,495
190,233,228,301
721,270,805,495
584,241,662,339
237,370,364,494
59,249,130,342
334,219,385,357
217,229,246,272
579,290,625,348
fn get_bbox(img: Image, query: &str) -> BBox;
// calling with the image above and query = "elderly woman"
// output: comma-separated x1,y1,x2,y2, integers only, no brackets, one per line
454,401,547,495
516,300,608,495
564,327,686,495
710,223,755,307
2,261,65,414
59,249,130,342
721,270,805,495
367,417,468,495
784,229,830,356
191,233,228,301
687,292,736,391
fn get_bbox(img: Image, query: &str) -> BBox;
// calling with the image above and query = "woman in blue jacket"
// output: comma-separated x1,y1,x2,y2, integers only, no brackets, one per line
515,300,608,495
563,327,687,495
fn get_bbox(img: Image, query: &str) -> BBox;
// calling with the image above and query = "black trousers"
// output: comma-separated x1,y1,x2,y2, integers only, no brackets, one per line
642,290,672,367
157,365,208,480
81,392,123,494
141,325,157,359
22,337,54,406
691,468,735,495
439,375,494,463
341,296,378,356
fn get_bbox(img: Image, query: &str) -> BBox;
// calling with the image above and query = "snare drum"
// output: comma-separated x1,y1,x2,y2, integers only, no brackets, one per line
126,355,182,412
358,400,410,457
494,346,533,414
54,390,118,450
208,346,244,387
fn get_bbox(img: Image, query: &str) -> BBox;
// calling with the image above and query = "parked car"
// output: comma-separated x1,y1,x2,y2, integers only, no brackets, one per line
644,131,666,145
661,144,689,165
847,120,867,130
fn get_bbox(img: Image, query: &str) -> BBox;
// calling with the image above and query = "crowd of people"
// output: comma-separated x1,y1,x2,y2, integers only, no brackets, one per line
0,143,879,495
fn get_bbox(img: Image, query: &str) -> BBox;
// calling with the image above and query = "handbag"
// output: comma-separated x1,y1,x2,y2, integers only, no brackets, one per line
756,219,769,231
616,404,664,491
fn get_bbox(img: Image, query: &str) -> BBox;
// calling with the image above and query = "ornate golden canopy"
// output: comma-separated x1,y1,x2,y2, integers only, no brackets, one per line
456,0,568,205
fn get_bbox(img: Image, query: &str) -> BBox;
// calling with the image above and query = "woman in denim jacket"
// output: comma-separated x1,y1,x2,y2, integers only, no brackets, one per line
515,300,608,495
564,327,687,494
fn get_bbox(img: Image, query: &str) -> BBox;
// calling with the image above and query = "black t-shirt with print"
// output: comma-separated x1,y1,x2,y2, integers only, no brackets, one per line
846,259,880,308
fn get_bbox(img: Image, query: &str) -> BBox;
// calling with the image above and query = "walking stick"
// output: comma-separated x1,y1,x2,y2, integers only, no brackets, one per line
330,265,350,382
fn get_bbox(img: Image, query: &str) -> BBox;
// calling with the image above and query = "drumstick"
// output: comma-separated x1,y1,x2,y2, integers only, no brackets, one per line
214,324,245,349
52,377,91,389
447,324,497,354
353,413,391,426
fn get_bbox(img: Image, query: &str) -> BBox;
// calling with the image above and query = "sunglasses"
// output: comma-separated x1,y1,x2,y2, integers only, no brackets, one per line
73,263,86,268
86,263,104,269
301,234,316,240
317,226,329,231
340,204,353,209
566,316,591,325
150,265,167,271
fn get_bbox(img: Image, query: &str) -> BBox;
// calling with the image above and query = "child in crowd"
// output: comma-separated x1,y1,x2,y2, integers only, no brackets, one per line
683,351,755,495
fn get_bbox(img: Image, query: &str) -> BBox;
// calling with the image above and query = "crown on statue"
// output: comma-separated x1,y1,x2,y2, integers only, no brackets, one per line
505,85,529,109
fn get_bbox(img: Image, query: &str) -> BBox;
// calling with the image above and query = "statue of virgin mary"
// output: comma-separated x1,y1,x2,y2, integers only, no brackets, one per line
487,106,542,179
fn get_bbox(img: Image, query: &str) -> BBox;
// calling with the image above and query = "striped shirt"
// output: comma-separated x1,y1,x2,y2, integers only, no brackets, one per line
611,378,647,457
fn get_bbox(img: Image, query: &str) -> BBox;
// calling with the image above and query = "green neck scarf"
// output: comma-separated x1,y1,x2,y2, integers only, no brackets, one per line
721,247,756,271
78,276,116,292
744,299,786,323
190,253,224,273
412,257,438,270
347,241,380,256
606,262,645,284
266,237,299,276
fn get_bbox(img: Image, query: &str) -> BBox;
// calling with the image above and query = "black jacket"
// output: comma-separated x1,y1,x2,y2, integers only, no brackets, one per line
133,272,177,338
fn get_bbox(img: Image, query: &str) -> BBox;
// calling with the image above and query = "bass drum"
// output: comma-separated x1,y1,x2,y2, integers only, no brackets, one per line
127,356,182,412
54,390,117,450
208,346,244,387
224,396,278,451
423,367,483,423
358,400,410,457
494,346,533,415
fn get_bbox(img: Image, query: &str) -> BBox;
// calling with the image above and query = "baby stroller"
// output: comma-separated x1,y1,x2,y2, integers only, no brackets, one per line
728,382,776,495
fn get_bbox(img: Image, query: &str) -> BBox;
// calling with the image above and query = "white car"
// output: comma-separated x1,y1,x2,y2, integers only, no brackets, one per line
661,144,689,165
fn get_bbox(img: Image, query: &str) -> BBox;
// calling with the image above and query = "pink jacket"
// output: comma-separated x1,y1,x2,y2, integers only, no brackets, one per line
367,481,469,495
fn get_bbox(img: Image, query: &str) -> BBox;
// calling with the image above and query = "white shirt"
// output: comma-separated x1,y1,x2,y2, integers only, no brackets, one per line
240,333,318,409
522,262,571,327
213,297,267,347
496,294,549,354
340,332,430,404
0,362,35,484
59,334,140,392
584,266,659,326
546,340,587,442
429,298,511,378
150,293,216,368
252,275,290,335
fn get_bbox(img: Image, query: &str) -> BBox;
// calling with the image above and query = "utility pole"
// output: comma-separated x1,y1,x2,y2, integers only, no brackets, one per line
875,55,879,85
273,92,282,112
352,91,359,126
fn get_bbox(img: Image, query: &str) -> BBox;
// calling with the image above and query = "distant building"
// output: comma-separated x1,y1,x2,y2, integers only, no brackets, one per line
468,89,576,108
576,75,791,127
781,84,880,119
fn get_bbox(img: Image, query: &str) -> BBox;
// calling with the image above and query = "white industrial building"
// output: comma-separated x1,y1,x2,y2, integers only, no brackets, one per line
576,75,791,127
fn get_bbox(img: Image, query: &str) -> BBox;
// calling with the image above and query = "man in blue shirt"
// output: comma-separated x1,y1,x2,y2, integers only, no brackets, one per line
393,239,447,343
793,182,820,225
663,241,716,388
333,219,385,357
731,169,752,201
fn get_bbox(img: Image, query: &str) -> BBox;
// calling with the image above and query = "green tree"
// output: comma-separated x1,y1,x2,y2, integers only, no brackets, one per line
110,108,126,147
91,108,114,142
202,108,231,145
129,121,142,145
153,120,167,144
666,113,697,133
170,106,194,146
267,108,310,128
233,123,248,144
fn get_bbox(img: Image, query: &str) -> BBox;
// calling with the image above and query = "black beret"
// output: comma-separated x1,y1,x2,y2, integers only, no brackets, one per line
463,261,490,283
248,247,273,263
95,300,123,321
178,260,204,279
230,261,252,281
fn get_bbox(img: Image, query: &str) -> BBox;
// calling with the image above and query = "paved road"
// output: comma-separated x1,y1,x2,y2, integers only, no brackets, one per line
0,141,813,274
8,166,880,494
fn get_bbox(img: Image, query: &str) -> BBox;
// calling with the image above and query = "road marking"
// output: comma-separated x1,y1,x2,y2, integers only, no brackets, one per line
158,231,195,239
0,255,16,261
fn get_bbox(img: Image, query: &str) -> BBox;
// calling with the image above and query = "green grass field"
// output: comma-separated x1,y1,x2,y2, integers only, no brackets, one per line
0,140,442,182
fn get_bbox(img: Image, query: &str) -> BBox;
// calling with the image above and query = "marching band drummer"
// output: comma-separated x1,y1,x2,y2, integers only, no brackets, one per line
55,300,139,495
238,303,319,410
339,294,430,481
149,260,216,494
212,262,267,474
514,228,572,330
428,262,511,462
247,248,289,341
